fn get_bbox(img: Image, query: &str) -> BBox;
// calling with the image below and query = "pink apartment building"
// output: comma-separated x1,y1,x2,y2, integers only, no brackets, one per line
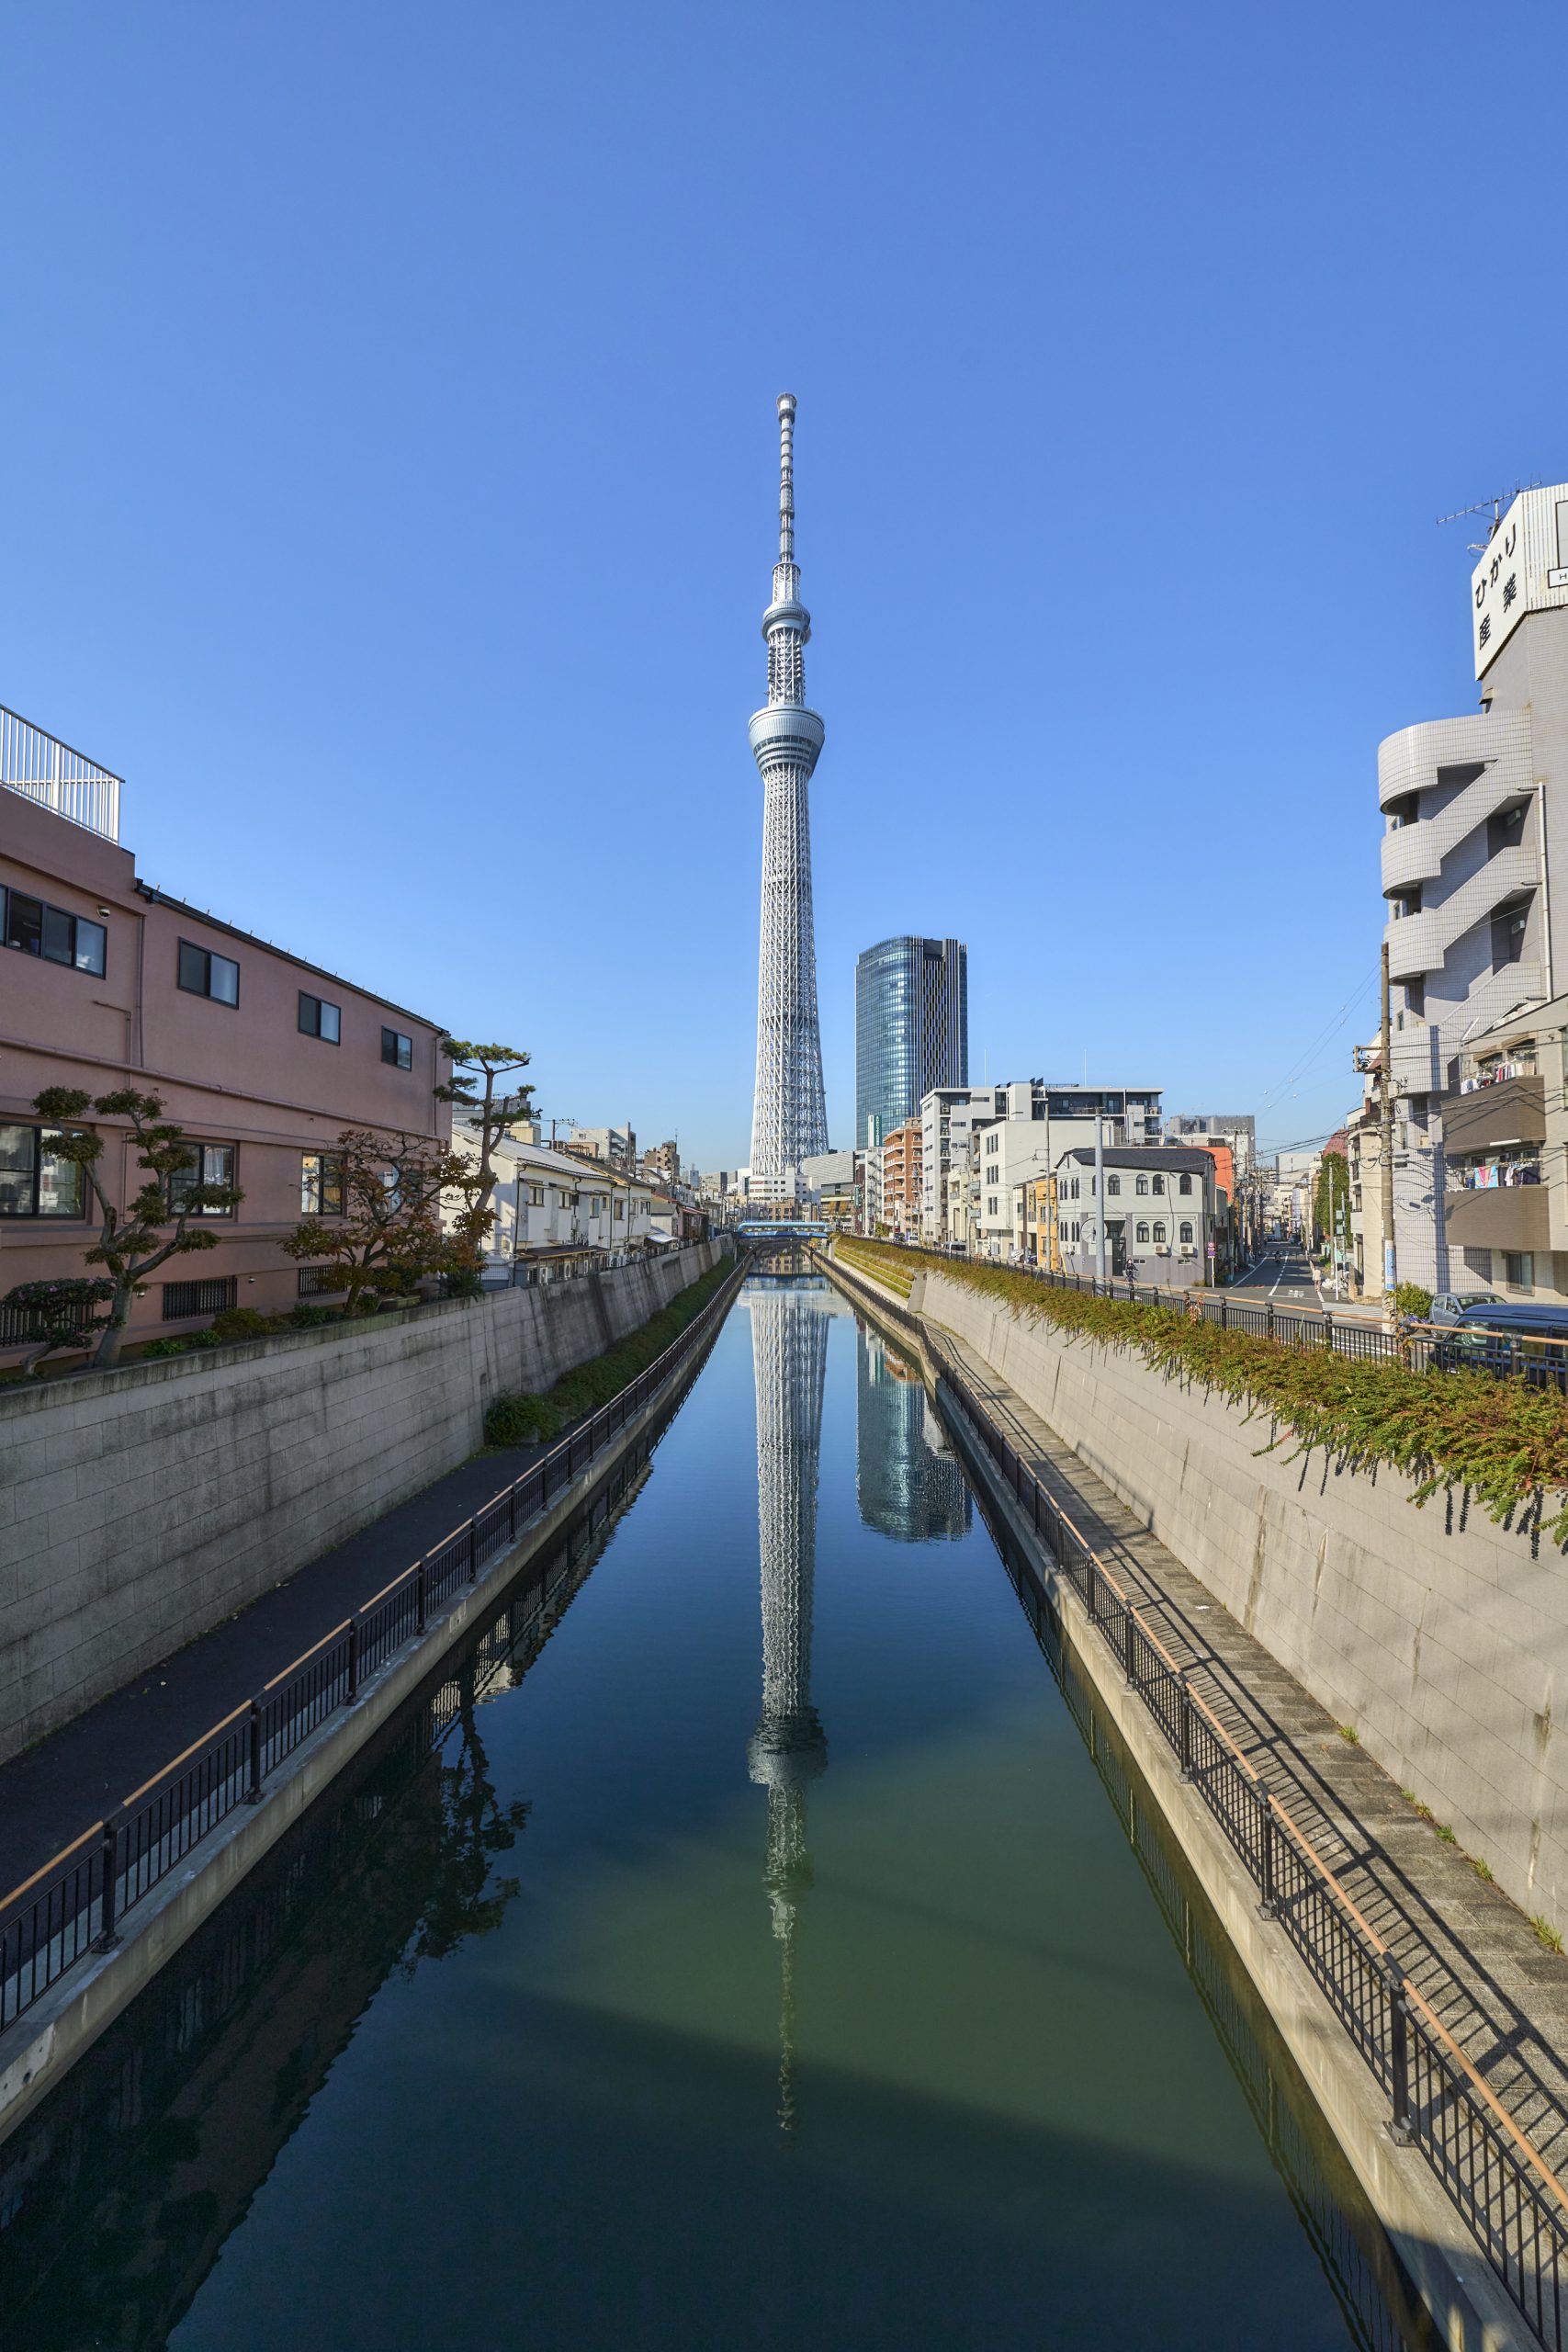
1,709,450,1360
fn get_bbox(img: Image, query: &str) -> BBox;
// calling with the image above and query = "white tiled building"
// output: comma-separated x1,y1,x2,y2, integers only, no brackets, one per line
446,1130,653,1279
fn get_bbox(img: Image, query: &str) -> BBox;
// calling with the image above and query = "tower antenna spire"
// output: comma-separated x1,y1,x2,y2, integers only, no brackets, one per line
748,394,829,1194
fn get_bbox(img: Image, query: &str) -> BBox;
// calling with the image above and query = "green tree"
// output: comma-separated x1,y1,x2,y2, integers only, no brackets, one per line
435,1040,535,1267
32,1088,244,1367
0,1276,116,1376
279,1128,467,1317
1314,1148,1349,1249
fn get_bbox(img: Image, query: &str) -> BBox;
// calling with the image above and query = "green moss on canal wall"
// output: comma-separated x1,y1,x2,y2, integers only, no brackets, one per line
484,1260,733,1447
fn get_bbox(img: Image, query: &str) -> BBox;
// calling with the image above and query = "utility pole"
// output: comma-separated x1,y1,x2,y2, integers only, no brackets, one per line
1380,939,1398,1313
1094,1110,1107,1285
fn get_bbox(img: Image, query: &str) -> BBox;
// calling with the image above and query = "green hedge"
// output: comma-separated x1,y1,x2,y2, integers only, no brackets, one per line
837,1239,1568,1544
484,1260,730,1448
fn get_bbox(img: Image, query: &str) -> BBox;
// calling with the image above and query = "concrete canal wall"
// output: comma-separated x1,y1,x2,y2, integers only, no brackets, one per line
0,1242,723,1760
914,1265,1568,1932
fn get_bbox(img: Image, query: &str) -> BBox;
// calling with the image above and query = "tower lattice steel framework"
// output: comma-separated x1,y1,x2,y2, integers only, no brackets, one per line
746,1284,829,2132
748,394,829,1191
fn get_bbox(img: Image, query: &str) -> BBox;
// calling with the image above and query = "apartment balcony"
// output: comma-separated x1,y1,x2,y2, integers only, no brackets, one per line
1443,1074,1546,1159
1382,844,1537,980
1444,1184,1551,1255
1,706,121,842
1377,709,1531,816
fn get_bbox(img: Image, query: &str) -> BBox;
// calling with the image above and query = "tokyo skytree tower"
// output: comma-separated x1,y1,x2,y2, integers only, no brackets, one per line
748,394,829,1191
746,1284,829,2132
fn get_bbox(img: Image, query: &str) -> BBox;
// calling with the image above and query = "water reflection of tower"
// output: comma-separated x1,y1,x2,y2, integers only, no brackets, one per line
856,1325,972,1542
747,1283,829,2134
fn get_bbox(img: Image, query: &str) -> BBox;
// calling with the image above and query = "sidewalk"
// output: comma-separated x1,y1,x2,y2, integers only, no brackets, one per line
0,1435,557,1902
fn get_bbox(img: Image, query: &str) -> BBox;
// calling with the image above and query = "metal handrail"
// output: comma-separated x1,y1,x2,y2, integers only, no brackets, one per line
0,1254,744,2037
825,1239,1568,2342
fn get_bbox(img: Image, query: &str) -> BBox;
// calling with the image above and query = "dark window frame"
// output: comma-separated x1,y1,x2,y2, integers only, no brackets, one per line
177,938,241,1006
2,885,107,976
167,1141,238,1219
0,1123,89,1219
381,1026,412,1071
299,990,342,1044
163,1275,238,1322
300,1150,346,1217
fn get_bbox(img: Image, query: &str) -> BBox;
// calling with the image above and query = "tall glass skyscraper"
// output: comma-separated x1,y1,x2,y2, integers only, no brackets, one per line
854,935,967,1148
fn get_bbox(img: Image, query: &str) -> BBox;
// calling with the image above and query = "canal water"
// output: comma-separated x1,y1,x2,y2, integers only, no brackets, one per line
0,1276,1431,2350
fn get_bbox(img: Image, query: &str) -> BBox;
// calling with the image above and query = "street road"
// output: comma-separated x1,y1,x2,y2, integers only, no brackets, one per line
1225,1240,1324,1309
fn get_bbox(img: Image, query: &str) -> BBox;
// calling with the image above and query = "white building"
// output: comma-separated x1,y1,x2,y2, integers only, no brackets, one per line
446,1131,653,1280
924,1080,1165,1257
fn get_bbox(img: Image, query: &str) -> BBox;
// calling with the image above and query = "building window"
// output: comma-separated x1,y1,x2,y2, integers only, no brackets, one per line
163,1275,238,1321
300,1151,345,1216
1405,979,1426,1018
381,1027,412,1069
1135,1221,1150,1244
1135,1176,1149,1195
0,1125,86,1217
299,991,341,1043
1107,1174,1120,1195
2,888,107,976
1179,1220,1194,1243
297,1265,342,1297
178,939,240,1004
168,1143,236,1217
987,1196,998,1216
1152,1174,1165,1195
528,1183,544,1206
1462,1247,1494,1280
1504,1250,1535,1289
1179,1173,1192,1195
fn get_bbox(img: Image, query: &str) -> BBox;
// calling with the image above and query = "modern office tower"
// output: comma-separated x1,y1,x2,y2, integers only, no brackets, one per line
1377,481,1568,1296
748,395,829,1199
855,1324,970,1541
854,935,968,1148
746,1283,829,2132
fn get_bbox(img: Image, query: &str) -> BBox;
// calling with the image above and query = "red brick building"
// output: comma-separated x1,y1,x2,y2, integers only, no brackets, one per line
2,713,450,1358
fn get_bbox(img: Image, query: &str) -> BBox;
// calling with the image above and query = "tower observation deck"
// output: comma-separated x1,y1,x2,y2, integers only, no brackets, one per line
748,394,829,1195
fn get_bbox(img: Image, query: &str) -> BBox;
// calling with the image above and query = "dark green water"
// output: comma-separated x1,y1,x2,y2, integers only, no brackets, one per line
0,1277,1431,2350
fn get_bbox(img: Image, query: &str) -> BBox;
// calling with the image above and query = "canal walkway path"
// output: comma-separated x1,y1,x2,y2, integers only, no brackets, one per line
927,1310,1568,2186
0,1435,559,1905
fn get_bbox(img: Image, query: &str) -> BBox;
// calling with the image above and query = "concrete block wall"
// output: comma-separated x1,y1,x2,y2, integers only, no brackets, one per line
0,1243,723,1761
918,1270,1568,1930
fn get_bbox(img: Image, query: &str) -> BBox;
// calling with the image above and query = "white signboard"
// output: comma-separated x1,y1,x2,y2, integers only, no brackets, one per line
1472,485,1568,677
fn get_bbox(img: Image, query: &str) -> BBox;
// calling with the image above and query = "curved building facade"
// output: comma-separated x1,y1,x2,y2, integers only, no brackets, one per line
854,935,968,1150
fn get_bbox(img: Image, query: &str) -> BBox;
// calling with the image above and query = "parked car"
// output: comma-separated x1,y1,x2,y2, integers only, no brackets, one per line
1431,1301,1568,1387
1428,1289,1505,1326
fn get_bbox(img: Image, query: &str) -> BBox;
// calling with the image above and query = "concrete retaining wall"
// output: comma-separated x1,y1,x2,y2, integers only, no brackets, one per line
917,1268,1568,1931
0,1243,722,1760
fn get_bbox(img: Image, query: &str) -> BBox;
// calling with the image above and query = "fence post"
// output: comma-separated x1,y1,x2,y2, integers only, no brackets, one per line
1219,1296,1229,1329
468,1520,479,1584
417,1558,428,1634
345,1616,360,1703
1087,1558,1100,1625
1122,1604,1137,1689
93,1815,121,1951
1266,1303,1275,1340
1323,1310,1334,1351
1385,1957,1414,2145
246,1701,264,1804
1178,1674,1194,1781
1256,1784,1279,1918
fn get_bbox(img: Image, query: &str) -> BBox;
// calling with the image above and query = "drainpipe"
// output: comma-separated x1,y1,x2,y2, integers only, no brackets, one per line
1094,1111,1107,1286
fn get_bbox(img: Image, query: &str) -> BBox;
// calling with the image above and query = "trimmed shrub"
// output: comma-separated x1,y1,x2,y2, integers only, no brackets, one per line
1393,1283,1434,1320
484,1260,730,1448
209,1306,273,1342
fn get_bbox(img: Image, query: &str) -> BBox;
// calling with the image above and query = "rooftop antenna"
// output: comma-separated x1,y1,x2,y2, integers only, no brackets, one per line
1437,482,1543,555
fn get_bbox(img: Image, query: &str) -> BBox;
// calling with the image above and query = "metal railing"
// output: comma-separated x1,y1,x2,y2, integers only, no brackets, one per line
0,705,122,842
825,1248,1568,2347
875,1238,1568,1388
0,1254,742,2040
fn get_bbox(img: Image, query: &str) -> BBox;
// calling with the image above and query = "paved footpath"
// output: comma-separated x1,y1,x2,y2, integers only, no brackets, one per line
0,1437,558,1903
928,1312,1568,2183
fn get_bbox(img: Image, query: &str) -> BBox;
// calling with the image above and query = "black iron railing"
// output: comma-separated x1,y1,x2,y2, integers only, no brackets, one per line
0,1253,743,2039
827,1246,1568,2349
864,1238,1568,1388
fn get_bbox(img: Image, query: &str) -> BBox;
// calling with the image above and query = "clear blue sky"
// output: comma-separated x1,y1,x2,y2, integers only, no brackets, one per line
6,2,1566,1169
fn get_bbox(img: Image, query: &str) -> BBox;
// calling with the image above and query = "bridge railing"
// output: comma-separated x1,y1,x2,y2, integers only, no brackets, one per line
0,1254,745,2040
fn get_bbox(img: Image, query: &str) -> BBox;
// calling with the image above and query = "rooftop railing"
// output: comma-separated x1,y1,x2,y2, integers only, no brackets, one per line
1,705,122,842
